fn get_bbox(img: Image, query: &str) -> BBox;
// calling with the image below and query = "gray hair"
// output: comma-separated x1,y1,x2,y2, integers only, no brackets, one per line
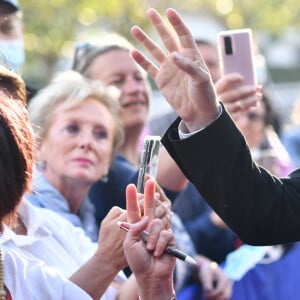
72,32,146,78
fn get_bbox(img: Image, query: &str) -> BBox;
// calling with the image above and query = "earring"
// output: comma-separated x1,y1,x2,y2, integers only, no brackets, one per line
100,175,109,183
37,160,46,171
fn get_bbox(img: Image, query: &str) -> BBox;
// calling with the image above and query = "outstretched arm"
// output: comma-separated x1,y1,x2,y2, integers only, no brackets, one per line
130,8,300,245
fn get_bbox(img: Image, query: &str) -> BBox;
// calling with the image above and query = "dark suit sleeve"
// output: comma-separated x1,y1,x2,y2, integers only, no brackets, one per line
162,105,300,245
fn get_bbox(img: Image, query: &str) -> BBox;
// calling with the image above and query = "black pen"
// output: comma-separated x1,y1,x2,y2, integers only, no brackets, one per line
118,221,198,267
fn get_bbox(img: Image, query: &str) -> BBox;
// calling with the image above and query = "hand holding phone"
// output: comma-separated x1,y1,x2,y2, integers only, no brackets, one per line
217,28,257,87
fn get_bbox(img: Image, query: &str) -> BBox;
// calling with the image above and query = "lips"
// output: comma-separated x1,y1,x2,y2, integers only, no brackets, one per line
73,158,93,165
121,99,147,108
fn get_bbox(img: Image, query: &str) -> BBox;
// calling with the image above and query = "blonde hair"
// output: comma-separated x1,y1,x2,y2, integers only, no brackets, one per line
28,70,124,154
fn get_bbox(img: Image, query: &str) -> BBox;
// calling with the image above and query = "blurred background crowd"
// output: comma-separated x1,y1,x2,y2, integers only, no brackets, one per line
16,0,300,129
2,0,300,299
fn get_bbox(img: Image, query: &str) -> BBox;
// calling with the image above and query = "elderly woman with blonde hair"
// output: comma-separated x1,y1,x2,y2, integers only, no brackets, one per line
26,70,124,241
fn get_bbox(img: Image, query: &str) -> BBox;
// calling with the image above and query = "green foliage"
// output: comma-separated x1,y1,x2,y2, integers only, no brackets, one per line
19,0,298,87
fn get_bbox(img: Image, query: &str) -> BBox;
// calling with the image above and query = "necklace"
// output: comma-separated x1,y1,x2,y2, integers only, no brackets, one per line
12,214,27,235
0,248,6,299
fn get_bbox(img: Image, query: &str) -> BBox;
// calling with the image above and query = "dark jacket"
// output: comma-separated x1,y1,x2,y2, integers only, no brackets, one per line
162,107,300,245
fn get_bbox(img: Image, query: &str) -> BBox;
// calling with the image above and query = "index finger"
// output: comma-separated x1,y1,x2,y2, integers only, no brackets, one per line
126,183,141,223
144,179,156,222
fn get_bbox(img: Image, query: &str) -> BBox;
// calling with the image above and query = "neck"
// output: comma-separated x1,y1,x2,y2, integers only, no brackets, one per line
119,127,144,167
59,182,90,213
42,171,90,213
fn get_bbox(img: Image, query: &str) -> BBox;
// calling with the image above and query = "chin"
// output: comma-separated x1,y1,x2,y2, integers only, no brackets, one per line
72,172,97,185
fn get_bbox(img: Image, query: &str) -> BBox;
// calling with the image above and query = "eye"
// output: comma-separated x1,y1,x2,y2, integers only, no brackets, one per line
110,77,125,87
134,74,144,82
94,128,108,140
65,123,79,134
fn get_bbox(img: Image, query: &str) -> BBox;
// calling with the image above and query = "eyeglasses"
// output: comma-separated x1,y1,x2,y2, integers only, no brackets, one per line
71,42,124,75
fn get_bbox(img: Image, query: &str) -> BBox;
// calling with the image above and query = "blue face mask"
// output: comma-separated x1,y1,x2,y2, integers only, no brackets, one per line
0,40,25,73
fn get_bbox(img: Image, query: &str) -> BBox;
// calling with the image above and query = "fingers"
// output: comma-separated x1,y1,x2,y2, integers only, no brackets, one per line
146,219,175,257
131,26,166,65
218,84,258,105
131,8,202,77
215,73,244,93
130,48,159,79
165,8,197,50
199,260,232,300
172,52,210,82
198,258,216,291
146,8,179,53
125,216,149,245
155,201,172,230
144,179,156,222
104,206,126,223
154,180,169,203
215,73,262,110
126,183,141,223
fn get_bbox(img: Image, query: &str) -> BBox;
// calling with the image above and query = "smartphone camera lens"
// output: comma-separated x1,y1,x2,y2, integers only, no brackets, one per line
224,36,233,55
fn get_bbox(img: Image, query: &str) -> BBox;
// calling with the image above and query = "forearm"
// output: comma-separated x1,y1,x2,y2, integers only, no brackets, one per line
157,146,188,192
70,253,119,300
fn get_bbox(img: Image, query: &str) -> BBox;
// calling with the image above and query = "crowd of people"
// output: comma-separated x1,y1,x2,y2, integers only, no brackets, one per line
1,0,300,299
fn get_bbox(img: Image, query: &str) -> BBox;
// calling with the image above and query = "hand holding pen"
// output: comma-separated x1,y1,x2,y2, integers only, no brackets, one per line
122,215,176,299
123,180,176,300
119,220,197,266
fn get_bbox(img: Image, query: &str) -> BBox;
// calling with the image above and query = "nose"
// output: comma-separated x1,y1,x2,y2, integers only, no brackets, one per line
79,131,94,151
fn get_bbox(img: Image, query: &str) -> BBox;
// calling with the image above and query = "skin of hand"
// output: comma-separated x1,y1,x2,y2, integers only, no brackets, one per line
130,8,220,133
96,206,128,271
124,179,176,300
215,73,262,119
197,256,232,300
136,175,173,230
70,206,128,299
152,180,173,229
131,8,262,133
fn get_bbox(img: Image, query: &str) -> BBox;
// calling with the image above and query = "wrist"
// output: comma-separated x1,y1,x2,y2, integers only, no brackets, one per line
179,104,222,138
139,295,176,300
93,251,120,275
137,279,175,300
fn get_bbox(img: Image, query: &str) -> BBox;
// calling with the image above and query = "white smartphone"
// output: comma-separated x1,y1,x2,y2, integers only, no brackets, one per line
217,28,257,87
